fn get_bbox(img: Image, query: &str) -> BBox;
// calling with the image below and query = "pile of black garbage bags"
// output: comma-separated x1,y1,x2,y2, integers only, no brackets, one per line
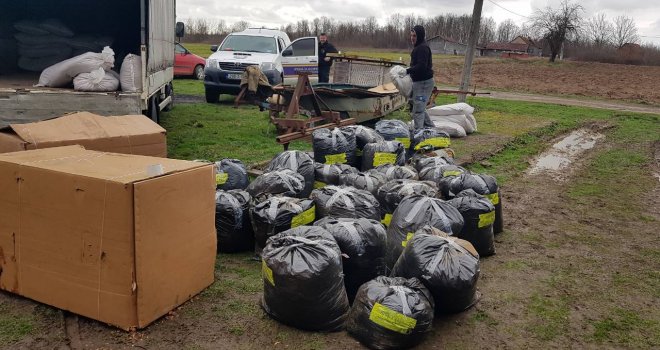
210,121,505,349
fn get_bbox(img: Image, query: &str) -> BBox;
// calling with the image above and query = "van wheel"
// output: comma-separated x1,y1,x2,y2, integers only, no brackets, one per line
205,88,219,103
148,95,160,123
194,65,205,80
163,83,173,111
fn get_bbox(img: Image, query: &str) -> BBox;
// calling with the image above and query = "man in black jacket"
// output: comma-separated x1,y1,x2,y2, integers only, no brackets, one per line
403,25,434,130
318,33,338,83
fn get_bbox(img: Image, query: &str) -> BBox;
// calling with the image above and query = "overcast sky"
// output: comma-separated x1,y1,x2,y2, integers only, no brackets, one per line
176,0,660,45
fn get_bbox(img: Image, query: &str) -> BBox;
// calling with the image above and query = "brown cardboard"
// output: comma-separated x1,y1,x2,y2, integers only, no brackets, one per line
0,112,167,157
0,146,216,330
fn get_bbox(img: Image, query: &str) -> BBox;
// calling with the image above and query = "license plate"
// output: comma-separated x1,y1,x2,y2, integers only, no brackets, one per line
227,73,242,80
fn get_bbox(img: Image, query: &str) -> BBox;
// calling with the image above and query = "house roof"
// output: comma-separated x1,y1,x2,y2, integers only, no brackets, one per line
484,42,530,52
427,35,466,46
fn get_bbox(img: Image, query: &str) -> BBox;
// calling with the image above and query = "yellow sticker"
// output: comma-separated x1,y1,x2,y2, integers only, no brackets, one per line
369,303,417,335
414,137,451,150
401,232,414,247
394,137,411,148
324,153,347,164
291,206,315,228
478,211,496,228
484,192,500,205
356,149,363,157
373,152,397,167
314,181,326,189
381,213,393,227
215,172,229,185
262,260,275,286
443,170,463,177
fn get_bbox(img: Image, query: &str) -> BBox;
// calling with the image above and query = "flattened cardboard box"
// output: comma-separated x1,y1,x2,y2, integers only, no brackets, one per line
0,146,216,330
0,112,167,157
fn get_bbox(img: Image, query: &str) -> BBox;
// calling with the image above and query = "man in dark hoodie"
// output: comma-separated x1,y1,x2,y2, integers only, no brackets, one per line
318,33,338,83
403,25,435,130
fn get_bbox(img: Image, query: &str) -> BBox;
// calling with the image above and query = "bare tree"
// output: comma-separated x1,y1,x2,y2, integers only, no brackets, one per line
213,19,227,35
613,15,639,49
530,0,583,62
496,19,519,42
479,17,496,45
585,13,613,47
231,20,250,32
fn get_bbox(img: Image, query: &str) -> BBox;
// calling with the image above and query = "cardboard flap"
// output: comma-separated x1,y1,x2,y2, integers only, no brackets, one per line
0,146,202,184
0,131,26,153
9,112,165,148
133,166,216,327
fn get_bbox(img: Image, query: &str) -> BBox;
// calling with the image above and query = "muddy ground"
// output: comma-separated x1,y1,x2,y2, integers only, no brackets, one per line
437,58,660,106
1,115,659,349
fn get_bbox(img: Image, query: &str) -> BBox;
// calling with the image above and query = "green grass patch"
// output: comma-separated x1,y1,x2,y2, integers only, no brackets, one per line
181,43,215,58
526,294,570,341
591,308,660,348
0,305,35,346
470,310,499,326
173,79,205,96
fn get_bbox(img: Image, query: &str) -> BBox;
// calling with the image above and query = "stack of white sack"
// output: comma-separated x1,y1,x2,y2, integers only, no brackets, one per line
427,102,478,137
37,46,115,88
389,65,412,98
73,67,120,92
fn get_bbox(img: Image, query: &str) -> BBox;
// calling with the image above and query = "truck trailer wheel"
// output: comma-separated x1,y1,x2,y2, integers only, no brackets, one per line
163,83,174,112
205,88,219,103
148,95,160,123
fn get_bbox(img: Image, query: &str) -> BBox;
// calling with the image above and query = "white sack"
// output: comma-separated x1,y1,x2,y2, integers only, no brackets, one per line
427,102,475,116
430,114,476,134
389,65,412,98
39,19,75,37
466,113,478,132
120,54,141,92
37,46,115,87
73,68,119,92
432,121,467,138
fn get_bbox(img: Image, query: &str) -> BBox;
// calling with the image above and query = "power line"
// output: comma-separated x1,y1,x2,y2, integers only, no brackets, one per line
486,0,530,19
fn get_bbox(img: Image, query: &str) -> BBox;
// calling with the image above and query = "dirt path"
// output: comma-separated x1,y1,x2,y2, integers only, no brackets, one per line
483,90,660,115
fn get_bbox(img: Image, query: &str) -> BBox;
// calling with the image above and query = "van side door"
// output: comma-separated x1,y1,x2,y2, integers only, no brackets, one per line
280,37,319,85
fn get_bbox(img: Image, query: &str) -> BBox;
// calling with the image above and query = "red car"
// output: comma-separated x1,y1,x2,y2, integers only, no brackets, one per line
174,43,206,80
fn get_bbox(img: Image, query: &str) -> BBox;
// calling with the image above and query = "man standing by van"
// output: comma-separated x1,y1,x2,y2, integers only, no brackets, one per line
403,25,434,130
318,33,338,83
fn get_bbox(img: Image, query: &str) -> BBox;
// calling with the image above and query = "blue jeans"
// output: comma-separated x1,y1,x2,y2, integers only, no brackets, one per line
411,78,435,130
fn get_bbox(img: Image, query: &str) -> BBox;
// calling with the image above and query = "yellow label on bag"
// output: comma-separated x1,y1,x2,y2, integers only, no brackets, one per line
291,206,315,228
478,211,496,228
401,232,414,247
484,192,499,205
381,213,393,227
215,173,229,185
356,149,363,157
262,260,275,286
314,181,326,189
443,170,463,177
324,153,347,164
395,137,411,148
373,152,397,167
415,137,451,150
369,303,417,334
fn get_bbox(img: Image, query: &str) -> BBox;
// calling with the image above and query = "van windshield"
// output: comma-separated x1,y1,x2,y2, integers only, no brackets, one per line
220,35,277,54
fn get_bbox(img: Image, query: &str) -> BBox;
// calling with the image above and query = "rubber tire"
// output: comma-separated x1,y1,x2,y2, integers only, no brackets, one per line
205,88,219,103
148,95,160,123
162,83,173,112
194,65,205,80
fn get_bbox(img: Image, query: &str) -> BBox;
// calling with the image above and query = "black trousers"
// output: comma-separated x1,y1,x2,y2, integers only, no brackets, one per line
318,65,331,83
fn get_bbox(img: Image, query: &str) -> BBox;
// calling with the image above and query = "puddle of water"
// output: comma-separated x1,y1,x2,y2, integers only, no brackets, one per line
529,129,605,175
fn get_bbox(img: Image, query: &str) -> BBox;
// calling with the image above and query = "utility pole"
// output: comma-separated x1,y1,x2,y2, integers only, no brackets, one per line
458,0,484,103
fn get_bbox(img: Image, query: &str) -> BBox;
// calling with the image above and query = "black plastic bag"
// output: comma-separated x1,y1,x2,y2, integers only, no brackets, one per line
315,217,387,302
375,120,411,150
419,164,467,186
215,189,254,253
261,226,350,331
411,127,451,153
266,150,315,197
312,127,357,166
445,173,503,233
385,195,464,269
311,185,381,221
391,233,480,314
246,169,306,198
314,162,359,189
214,159,249,190
447,190,496,256
412,155,455,172
250,196,316,256
339,171,388,196
343,125,384,169
376,180,438,227
361,141,406,170
346,276,434,350
367,164,418,181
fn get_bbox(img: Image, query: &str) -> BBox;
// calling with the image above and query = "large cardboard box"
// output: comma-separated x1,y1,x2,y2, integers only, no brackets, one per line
0,112,167,157
0,146,216,330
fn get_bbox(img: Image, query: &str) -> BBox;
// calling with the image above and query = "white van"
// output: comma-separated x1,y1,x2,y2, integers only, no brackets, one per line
204,28,319,103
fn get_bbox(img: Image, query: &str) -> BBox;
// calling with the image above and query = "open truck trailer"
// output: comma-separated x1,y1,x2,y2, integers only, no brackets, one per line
0,0,177,127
